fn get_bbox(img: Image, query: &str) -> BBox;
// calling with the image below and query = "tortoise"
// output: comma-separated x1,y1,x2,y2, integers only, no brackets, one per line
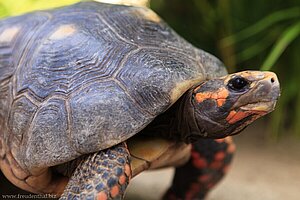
0,1,280,200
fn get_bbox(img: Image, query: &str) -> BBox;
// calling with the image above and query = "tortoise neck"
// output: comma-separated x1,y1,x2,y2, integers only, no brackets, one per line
173,89,207,143
140,89,207,142
142,91,205,143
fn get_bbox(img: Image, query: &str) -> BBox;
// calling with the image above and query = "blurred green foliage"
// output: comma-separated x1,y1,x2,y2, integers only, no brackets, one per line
0,0,299,137
0,0,79,17
151,0,300,137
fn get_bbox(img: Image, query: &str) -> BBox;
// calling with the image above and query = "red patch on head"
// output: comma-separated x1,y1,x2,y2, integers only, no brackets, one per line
217,99,226,107
194,88,229,107
216,89,229,103
195,92,212,103
226,110,252,124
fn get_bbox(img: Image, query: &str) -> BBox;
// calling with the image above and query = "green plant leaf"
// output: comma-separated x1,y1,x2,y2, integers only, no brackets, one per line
221,7,300,46
261,22,300,70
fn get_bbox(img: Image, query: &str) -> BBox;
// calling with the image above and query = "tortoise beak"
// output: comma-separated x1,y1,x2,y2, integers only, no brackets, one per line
232,71,280,113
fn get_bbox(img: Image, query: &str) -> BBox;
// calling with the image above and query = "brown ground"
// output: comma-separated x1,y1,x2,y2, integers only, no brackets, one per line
125,120,300,200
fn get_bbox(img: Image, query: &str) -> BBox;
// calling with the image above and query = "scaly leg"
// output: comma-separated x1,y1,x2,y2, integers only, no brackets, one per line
163,137,235,200
60,142,131,200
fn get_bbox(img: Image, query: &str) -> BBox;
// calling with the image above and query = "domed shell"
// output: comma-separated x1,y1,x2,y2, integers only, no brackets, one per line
0,2,226,170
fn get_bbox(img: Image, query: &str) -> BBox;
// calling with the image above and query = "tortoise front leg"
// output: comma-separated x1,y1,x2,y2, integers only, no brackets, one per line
60,142,131,200
163,137,235,200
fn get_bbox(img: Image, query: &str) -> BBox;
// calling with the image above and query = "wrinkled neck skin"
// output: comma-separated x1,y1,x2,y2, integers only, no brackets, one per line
141,89,206,143
171,89,208,142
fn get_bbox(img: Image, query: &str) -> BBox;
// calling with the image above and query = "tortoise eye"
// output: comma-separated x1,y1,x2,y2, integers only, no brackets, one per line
227,76,249,92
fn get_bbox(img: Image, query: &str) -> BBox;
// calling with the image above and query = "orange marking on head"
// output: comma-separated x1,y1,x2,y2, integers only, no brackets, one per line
195,92,212,103
195,88,228,107
110,185,120,198
97,192,108,200
217,99,226,107
216,89,229,107
217,88,229,99
119,175,127,185
124,164,131,178
226,110,236,123
227,111,251,124
211,93,218,99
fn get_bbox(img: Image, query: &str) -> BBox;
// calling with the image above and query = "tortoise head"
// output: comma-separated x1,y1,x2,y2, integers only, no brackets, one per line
183,71,280,140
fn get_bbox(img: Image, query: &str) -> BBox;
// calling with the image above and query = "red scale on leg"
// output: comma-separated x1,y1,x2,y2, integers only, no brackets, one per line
110,185,120,198
97,192,108,200
214,151,226,161
118,175,127,185
60,143,131,200
198,174,211,182
192,157,208,169
210,160,224,169
163,138,236,200
186,184,200,200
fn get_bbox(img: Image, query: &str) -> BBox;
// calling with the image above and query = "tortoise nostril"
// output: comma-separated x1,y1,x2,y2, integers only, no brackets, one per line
271,78,275,83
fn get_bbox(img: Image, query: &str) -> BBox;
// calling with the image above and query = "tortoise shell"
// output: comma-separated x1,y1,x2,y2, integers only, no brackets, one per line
0,2,227,172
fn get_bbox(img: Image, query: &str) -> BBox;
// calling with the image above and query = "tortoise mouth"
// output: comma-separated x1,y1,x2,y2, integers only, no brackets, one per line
239,101,277,113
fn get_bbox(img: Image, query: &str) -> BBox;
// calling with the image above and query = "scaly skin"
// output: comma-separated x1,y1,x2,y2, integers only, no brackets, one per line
163,137,235,200
60,143,131,200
